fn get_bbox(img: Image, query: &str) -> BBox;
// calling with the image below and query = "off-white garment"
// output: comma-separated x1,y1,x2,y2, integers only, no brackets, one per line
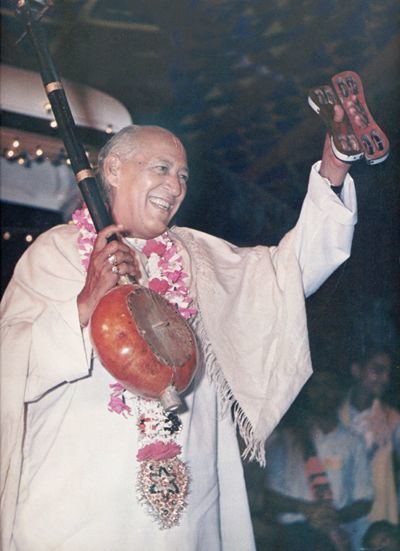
1,163,357,550
13,314,254,551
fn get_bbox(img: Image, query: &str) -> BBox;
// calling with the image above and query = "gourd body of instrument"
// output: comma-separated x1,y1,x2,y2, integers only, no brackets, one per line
90,283,197,409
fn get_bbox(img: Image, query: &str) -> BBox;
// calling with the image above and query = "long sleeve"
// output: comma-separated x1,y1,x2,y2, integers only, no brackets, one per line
0,224,89,550
272,161,357,297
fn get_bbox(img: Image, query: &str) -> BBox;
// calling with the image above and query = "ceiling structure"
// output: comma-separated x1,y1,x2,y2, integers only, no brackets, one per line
2,1,399,176
1,0,399,373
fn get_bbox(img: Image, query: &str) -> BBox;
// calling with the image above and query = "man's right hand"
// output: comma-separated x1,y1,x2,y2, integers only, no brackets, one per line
77,224,140,327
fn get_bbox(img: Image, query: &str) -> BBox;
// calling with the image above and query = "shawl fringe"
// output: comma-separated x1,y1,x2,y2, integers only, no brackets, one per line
191,313,266,467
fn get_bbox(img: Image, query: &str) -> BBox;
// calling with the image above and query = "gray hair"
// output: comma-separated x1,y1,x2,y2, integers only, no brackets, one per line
96,124,176,202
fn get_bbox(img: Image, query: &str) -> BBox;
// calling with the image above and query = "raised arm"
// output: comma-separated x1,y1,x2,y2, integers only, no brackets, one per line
319,106,352,187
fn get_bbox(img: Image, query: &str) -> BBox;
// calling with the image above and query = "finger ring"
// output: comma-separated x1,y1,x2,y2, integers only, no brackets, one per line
111,265,120,275
108,254,117,266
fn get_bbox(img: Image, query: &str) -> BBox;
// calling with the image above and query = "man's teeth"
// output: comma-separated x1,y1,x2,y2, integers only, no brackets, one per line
149,197,172,211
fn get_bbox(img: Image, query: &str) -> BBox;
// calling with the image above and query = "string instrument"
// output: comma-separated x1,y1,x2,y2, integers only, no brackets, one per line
17,0,198,411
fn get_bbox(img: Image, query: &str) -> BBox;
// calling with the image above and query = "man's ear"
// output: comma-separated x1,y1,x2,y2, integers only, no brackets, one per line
350,362,362,380
103,154,122,189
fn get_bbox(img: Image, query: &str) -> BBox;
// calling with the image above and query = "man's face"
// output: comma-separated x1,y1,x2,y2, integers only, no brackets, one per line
306,371,343,416
109,130,188,239
358,353,392,399
367,532,400,551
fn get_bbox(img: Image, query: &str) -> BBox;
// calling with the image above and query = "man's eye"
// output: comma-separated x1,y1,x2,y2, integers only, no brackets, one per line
179,174,189,184
155,165,168,173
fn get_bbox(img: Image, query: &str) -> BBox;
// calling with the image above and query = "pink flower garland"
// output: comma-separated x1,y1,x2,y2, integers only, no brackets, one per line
72,206,196,469
72,207,96,271
140,236,197,320
72,206,197,319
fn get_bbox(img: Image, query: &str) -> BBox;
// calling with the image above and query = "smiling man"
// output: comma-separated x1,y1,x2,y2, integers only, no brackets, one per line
105,127,189,238
1,124,357,550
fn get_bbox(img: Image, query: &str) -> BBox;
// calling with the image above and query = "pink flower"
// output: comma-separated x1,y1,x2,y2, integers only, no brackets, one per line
107,383,132,416
165,270,181,283
142,239,167,258
136,441,182,461
181,307,197,319
163,246,178,262
149,278,170,294
110,382,126,395
79,237,95,245
108,396,132,417
72,207,96,233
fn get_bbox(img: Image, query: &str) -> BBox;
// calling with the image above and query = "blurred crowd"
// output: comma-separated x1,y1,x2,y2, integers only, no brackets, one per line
244,345,400,551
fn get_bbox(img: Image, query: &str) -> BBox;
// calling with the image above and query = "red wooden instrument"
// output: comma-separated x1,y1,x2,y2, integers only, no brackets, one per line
90,283,197,410
308,70,390,165
18,0,198,411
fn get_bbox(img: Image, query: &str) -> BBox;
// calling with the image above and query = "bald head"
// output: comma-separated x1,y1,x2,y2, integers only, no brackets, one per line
98,125,185,196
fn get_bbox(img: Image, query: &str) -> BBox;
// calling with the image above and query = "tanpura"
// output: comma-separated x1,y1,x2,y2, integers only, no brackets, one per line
17,0,198,411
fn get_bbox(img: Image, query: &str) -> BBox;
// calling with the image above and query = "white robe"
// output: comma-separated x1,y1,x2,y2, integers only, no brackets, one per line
0,163,357,550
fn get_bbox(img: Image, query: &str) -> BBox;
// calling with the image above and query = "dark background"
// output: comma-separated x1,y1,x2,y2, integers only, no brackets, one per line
1,0,399,398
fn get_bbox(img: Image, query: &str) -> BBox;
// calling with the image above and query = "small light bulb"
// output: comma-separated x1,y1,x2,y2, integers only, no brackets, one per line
44,102,52,113
50,120,58,128
36,146,44,156
66,158,71,165
12,138,20,148
25,234,33,243
106,124,113,134
3,231,11,240
6,149,14,158
18,157,25,165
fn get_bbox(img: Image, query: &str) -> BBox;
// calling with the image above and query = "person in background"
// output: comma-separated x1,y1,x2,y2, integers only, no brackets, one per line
339,345,400,525
361,520,400,551
264,370,373,550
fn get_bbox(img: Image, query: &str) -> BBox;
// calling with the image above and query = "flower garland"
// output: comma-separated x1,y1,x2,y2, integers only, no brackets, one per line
72,206,196,528
72,206,197,319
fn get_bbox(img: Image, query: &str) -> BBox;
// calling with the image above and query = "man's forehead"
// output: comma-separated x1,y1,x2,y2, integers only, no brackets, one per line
138,128,183,148
132,130,186,159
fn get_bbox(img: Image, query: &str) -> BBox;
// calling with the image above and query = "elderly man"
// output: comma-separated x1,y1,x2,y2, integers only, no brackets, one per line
1,124,357,550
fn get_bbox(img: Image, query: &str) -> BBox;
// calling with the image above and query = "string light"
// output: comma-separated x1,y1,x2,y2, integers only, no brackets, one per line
50,120,58,128
3,232,11,240
44,102,52,113
25,235,33,243
2,138,99,167
106,124,113,134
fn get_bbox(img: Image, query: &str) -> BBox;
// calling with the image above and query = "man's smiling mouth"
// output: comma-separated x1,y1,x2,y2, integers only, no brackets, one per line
148,196,173,212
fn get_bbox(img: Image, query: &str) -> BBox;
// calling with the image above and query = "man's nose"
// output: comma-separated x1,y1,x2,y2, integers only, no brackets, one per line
165,174,183,196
